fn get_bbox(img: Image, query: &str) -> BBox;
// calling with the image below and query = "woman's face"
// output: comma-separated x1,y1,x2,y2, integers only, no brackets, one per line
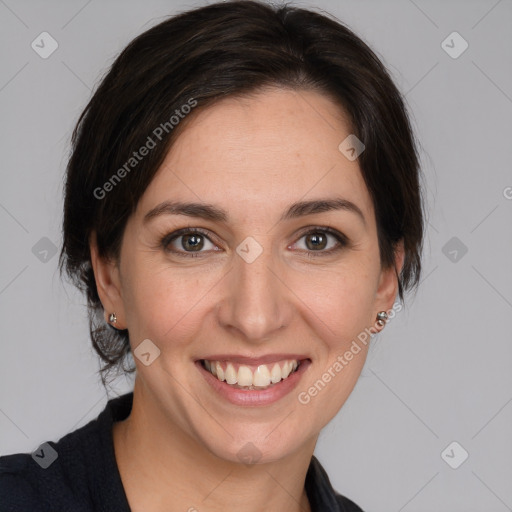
95,87,402,464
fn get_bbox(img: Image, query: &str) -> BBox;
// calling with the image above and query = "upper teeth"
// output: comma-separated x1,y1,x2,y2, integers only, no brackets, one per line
204,359,299,387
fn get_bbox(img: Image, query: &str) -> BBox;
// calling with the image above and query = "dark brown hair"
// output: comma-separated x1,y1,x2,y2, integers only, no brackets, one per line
59,0,426,385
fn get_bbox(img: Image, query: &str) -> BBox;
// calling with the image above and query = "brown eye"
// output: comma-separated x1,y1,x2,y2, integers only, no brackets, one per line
161,228,218,257
304,232,328,251
292,227,348,256
180,233,205,252
160,226,348,259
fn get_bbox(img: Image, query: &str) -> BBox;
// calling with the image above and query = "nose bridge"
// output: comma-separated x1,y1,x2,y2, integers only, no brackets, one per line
220,237,288,340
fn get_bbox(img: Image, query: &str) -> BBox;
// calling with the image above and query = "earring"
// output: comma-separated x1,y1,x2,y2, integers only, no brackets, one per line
108,312,117,324
376,311,388,327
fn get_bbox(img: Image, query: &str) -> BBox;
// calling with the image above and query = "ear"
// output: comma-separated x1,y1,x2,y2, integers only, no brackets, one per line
374,239,405,314
89,231,126,329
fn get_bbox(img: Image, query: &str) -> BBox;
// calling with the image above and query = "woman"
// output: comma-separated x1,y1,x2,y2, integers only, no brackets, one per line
0,1,424,510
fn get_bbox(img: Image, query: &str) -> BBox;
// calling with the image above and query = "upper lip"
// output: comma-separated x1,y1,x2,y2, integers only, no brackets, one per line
197,354,311,365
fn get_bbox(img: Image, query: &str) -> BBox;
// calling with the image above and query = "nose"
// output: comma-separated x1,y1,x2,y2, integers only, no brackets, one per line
216,241,293,343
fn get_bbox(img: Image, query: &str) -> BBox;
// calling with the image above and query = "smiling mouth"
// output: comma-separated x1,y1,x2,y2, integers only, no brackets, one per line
200,359,306,390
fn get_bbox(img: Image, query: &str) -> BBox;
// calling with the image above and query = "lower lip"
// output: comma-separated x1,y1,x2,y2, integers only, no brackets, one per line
196,359,311,407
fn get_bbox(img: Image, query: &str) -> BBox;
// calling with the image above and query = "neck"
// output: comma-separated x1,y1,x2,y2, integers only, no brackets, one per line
113,379,316,512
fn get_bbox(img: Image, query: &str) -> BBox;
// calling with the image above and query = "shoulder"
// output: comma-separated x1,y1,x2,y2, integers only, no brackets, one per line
334,491,365,511
0,393,132,512
0,412,104,511
0,453,39,510
0,441,97,512
306,455,365,512
0,448,88,512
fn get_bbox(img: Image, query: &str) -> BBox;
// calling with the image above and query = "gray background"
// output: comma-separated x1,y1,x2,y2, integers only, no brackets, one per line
1,0,511,510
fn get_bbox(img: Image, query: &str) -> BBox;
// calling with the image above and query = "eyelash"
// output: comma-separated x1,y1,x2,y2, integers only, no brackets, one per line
159,226,349,259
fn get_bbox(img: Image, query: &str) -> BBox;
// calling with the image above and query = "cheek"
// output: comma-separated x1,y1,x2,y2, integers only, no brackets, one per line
296,260,378,337
121,240,380,349
121,256,218,344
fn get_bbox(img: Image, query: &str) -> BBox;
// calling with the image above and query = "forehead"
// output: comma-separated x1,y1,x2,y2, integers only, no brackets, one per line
137,87,374,224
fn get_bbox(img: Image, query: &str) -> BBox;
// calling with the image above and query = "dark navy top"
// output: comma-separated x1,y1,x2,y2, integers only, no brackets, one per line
0,392,364,511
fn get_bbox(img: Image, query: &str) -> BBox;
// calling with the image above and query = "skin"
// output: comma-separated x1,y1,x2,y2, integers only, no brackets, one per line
90,87,404,512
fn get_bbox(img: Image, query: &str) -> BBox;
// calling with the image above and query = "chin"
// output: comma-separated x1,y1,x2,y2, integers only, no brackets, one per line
199,425,310,467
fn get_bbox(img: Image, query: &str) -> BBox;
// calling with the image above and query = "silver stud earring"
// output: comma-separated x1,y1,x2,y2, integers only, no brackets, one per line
108,312,117,324
376,311,388,327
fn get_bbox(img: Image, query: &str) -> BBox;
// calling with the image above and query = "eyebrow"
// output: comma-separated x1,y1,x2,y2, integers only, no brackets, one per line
143,197,366,226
